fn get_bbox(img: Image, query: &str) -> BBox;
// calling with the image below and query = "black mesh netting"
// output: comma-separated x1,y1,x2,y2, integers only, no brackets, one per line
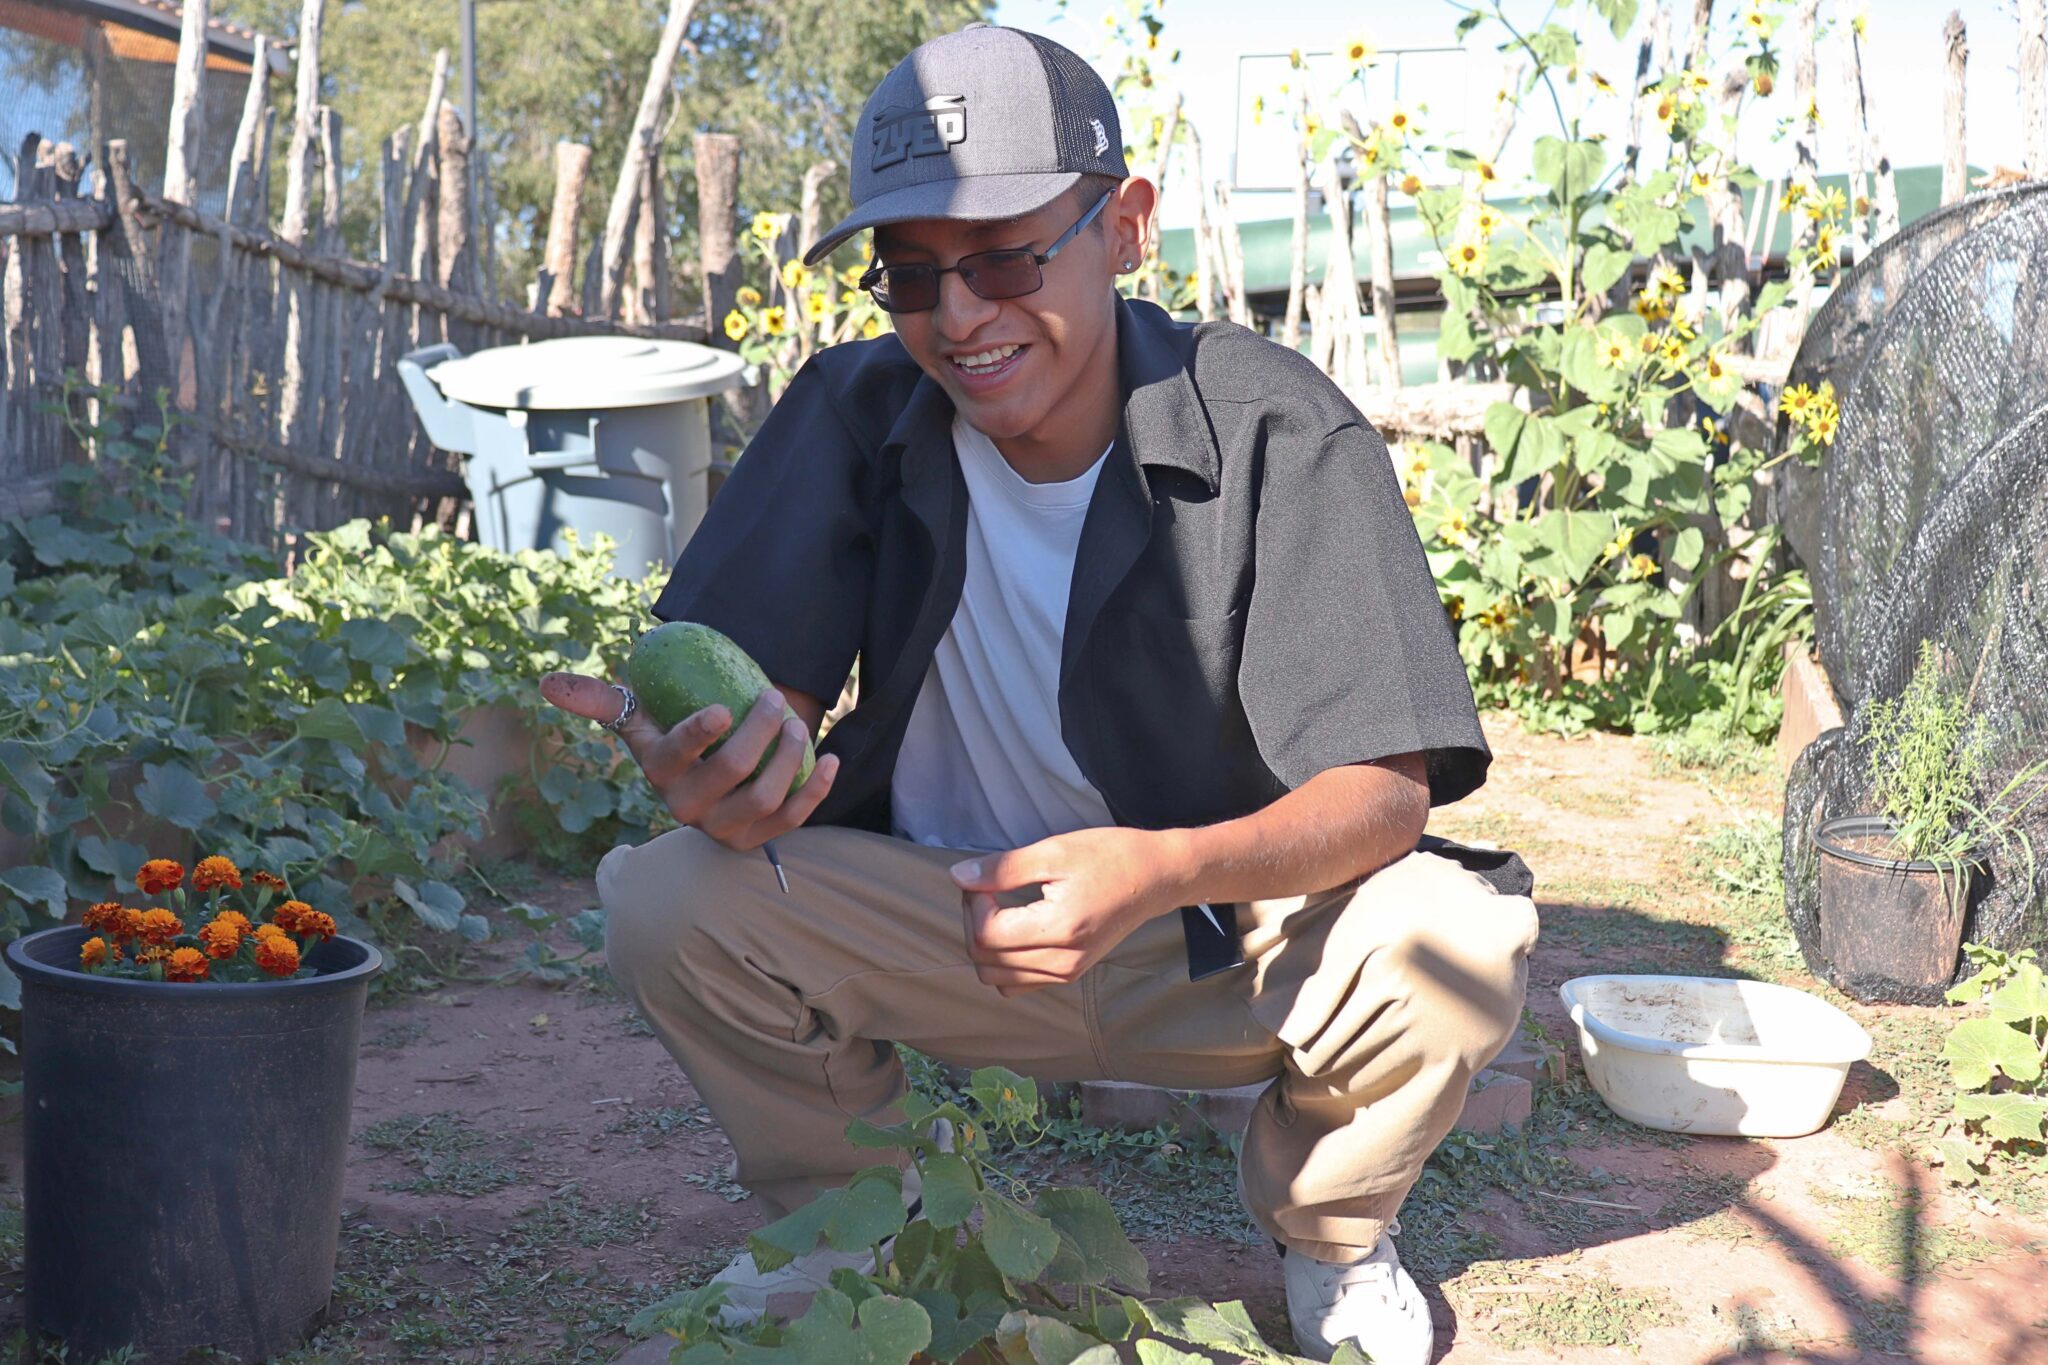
1780,185,2048,1003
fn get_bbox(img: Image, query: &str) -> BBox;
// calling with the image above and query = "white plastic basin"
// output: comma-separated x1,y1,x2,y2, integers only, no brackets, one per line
1559,974,1872,1137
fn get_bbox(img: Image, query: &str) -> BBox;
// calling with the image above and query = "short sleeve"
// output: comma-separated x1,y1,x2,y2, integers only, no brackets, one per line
1238,418,1490,805
649,359,873,703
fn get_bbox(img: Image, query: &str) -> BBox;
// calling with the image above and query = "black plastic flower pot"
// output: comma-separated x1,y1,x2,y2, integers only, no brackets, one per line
1813,814,1976,998
5,924,381,1362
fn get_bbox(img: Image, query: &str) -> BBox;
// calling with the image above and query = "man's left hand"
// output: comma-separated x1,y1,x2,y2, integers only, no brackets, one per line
952,827,1185,997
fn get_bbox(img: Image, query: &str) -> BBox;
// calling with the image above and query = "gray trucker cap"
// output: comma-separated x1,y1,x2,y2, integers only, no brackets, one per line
802,24,1128,267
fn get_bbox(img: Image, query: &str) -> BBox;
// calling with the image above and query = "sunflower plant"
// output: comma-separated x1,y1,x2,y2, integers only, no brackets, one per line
721,212,890,402
1397,0,1824,732
74,855,334,984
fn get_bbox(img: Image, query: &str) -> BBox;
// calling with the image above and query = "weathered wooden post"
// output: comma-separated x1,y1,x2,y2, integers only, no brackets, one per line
159,0,208,417
280,0,325,243
1185,121,1216,323
695,132,741,342
1844,15,1899,249
1143,94,1182,305
795,158,836,356
1943,13,1969,206
1363,170,1400,386
1281,95,1309,351
1214,182,1249,327
436,100,473,294
541,141,592,316
598,0,701,318
631,131,672,326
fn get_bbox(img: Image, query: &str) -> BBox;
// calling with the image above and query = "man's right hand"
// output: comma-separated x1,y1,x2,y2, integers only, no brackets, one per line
539,673,840,852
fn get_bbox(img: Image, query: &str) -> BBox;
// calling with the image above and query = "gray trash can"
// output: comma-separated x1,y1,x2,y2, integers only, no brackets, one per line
397,335,747,580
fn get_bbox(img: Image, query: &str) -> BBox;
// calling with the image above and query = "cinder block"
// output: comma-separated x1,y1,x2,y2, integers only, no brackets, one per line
1078,1079,1270,1137
1485,1022,1564,1088
1193,1082,1270,1136
1455,1068,1533,1133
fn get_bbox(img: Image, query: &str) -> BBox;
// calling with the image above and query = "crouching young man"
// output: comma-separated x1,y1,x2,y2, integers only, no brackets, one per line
543,24,1537,1363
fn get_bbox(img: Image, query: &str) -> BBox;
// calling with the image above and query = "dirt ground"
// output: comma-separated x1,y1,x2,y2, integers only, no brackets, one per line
3,717,2045,1363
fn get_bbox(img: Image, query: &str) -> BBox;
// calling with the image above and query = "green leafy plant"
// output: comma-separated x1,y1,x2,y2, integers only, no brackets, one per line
632,1066,1362,1364
1859,641,2047,876
1932,944,2047,1183
1379,0,1824,735
0,381,670,1016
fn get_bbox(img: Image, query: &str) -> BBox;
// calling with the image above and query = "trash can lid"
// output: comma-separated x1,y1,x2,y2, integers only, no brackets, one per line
428,335,748,410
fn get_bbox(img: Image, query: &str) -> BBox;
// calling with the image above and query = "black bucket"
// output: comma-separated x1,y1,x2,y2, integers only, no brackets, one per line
6,924,381,1361
1813,814,1976,998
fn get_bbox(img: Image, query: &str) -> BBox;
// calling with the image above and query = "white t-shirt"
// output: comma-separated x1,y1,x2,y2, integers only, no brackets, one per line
890,416,1117,853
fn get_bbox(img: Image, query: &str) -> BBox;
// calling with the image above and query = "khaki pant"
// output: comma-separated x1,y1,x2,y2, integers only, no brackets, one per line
599,824,1537,1263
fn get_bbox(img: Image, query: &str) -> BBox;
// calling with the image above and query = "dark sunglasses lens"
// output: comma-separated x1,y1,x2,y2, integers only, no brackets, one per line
960,251,1043,301
874,266,938,313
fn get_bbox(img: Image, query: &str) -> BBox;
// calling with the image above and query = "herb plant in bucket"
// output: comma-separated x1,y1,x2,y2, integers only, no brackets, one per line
1813,641,2047,997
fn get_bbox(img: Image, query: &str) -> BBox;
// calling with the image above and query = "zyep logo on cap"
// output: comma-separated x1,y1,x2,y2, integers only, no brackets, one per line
872,95,968,169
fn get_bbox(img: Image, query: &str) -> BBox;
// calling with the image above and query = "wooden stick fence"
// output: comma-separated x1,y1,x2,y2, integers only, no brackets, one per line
0,1,707,548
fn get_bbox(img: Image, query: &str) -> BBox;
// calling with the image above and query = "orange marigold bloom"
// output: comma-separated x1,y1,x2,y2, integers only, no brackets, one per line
211,910,254,936
83,902,126,934
255,935,301,978
135,945,171,965
136,859,184,895
253,923,289,941
79,936,111,969
165,946,211,982
250,871,289,893
273,900,312,933
138,907,183,946
295,911,338,942
117,906,149,941
191,856,243,893
198,920,243,960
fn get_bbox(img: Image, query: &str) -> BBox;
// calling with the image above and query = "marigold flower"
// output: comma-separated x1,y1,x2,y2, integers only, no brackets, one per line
166,947,211,982
255,935,301,978
254,923,289,942
79,936,112,969
192,856,242,893
273,900,313,934
83,901,127,934
136,860,184,895
199,920,244,960
212,910,253,935
296,910,338,942
139,907,183,946
135,945,171,965
723,309,749,342
250,871,289,893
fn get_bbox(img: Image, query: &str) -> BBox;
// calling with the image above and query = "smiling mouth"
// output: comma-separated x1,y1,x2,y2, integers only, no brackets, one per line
950,343,1027,379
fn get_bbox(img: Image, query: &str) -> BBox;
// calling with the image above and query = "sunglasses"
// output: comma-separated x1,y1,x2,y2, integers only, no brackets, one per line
858,191,1113,314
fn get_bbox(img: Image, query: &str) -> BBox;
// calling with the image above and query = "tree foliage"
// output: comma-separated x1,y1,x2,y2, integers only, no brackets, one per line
215,0,988,301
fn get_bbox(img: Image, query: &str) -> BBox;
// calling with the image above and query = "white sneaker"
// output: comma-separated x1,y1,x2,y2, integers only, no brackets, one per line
1282,1222,1435,1364
708,1118,951,1328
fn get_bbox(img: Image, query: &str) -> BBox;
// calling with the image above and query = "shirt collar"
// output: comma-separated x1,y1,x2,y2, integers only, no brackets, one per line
885,295,1222,496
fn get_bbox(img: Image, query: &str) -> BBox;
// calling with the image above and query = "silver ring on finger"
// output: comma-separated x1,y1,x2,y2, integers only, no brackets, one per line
600,684,637,734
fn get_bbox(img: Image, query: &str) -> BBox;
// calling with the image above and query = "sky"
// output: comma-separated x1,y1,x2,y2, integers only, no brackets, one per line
991,0,2029,227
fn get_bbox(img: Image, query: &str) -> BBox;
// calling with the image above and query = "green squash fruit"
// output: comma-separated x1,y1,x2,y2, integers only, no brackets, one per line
624,622,817,798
